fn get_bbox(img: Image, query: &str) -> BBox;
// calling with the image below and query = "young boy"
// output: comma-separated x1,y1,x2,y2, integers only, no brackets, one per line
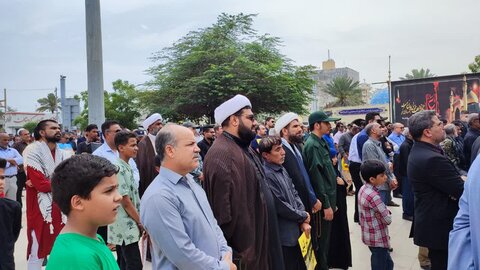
359,160,393,270
0,158,22,270
259,136,310,270
108,131,143,270
47,154,122,270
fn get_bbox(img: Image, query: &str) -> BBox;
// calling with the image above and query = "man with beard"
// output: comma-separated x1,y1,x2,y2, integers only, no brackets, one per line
197,125,215,160
75,124,100,154
302,111,340,270
408,111,464,270
23,120,72,270
136,113,163,197
275,112,321,214
203,95,284,270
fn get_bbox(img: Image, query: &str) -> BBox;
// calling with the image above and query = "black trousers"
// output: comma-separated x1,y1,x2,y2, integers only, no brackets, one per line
428,248,448,270
16,171,26,207
116,241,143,270
349,161,362,222
282,245,307,270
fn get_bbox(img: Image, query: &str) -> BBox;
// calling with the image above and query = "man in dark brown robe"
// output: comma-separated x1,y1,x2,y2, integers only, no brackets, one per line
203,94,284,270
136,113,163,197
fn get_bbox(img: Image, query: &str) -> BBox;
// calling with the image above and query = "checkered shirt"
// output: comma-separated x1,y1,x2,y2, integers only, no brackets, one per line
358,182,392,248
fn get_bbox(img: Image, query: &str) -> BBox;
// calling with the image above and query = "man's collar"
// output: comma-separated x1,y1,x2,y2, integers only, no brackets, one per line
0,145,8,150
264,161,283,171
160,166,190,184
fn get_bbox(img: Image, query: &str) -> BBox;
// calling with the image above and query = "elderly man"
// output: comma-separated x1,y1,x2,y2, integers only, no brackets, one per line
24,120,72,269
203,95,284,270
302,110,340,270
362,123,398,204
141,124,236,270
0,132,23,201
408,110,464,270
464,113,480,169
136,113,163,197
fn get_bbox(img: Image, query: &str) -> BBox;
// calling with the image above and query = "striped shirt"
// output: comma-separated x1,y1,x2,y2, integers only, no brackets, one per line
358,182,392,248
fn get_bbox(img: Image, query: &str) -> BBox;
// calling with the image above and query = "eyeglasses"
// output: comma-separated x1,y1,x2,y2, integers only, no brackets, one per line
242,114,255,121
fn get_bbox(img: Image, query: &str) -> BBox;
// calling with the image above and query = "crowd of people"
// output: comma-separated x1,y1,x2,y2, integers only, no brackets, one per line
0,93,480,270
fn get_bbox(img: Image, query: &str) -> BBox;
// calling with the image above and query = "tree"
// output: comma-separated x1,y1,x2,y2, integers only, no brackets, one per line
142,13,315,122
23,121,38,133
37,93,60,113
468,55,480,73
74,80,142,130
399,68,435,80
323,77,364,107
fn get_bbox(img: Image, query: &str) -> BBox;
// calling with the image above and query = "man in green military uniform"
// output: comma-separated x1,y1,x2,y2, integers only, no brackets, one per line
302,111,340,270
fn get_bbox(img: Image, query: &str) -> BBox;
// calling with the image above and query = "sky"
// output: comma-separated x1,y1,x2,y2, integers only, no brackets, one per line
1,0,479,112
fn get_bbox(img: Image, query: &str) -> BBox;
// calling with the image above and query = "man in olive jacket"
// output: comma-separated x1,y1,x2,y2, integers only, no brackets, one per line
303,111,340,270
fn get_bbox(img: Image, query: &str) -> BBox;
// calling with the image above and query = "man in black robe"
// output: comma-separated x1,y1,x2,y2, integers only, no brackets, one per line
203,94,284,270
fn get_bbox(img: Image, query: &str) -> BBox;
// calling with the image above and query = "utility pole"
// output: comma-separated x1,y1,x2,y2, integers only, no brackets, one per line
60,75,67,130
1,89,6,130
85,0,105,127
54,87,60,122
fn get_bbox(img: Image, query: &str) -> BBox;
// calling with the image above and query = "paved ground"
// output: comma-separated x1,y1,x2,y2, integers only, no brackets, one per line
14,193,421,269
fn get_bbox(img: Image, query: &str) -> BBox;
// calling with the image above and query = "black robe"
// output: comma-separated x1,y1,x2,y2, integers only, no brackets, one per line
136,136,158,197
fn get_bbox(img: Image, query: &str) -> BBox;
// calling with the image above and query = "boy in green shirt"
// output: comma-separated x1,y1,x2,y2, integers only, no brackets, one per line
47,154,122,270
108,131,143,270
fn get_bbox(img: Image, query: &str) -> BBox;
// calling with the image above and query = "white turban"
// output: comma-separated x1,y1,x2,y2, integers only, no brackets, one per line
214,95,252,124
142,113,163,129
274,112,299,135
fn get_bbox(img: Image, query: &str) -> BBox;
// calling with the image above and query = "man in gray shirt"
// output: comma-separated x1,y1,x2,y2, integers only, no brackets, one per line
362,122,398,204
140,124,236,270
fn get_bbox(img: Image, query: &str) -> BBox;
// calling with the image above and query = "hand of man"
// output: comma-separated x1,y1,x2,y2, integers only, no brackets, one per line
304,212,310,224
390,179,398,190
7,159,17,166
26,180,33,188
337,177,345,185
198,173,204,182
461,175,467,181
312,199,322,214
323,207,334,221
300,223,312,238
388,162,393,172
223,253,237,270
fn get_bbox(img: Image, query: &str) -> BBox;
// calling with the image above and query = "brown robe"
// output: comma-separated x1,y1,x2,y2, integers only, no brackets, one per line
203,132,272,270
136,135,158,197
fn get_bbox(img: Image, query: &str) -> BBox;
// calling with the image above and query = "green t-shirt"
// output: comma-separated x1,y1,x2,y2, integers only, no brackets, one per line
46,233,120,270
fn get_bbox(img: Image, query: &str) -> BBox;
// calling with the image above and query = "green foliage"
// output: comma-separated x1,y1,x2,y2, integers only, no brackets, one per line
142,13,315,122
37,93,60,113
323,77,365,107
468,55,480,73
23,121,38,133
399,68,435,80
74,80,141,130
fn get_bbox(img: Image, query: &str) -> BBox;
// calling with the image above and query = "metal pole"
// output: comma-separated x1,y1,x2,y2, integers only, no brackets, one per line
85,0,105,127
60,75,67,130
3,88,6,130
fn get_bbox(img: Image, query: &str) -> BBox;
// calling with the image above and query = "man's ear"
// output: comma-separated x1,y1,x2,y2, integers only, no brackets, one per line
165,144,175,159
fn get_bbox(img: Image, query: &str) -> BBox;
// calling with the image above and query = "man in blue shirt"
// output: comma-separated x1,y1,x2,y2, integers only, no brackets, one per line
448,155,478,269
388,123,405,198
0,132,23,201
141,124,235,270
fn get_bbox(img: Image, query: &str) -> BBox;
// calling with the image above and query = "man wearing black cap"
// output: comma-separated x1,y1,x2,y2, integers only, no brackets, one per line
302,110,340,270
197,125,215,160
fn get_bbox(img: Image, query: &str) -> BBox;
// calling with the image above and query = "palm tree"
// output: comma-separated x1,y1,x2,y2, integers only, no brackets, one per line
399,68,435,80
323,76,364,107
37,93,61,113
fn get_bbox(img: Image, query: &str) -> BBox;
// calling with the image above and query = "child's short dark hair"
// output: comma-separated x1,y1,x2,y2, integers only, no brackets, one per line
0,158,6,169
258,136,282,154
51,155,118,215
114,131,137,150
360,160,386,183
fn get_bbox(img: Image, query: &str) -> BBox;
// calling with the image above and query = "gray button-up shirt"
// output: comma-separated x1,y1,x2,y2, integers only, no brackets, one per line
140,167,232,270
263,161,307,247
362,138,394,191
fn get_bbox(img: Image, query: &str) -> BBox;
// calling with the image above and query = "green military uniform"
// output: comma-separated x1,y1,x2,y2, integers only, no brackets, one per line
303,132,338,270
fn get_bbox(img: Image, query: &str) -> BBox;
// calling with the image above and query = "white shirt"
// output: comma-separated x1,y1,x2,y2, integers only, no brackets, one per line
348,133,362,163
93,143,140,187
